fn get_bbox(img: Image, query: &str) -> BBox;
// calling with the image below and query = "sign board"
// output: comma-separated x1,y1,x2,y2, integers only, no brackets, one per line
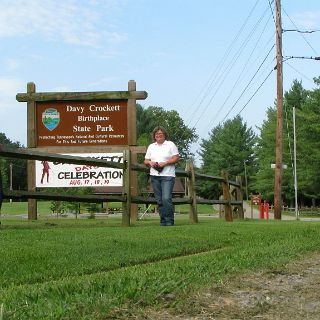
36,100,128,146
35,153,123,188
271,163,288,169
251,194,261,205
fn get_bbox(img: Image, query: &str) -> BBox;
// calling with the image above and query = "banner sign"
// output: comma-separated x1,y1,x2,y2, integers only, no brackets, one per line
35,153,123,188
36,100,128,146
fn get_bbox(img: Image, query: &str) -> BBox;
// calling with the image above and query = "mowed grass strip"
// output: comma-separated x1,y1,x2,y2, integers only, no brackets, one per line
0,219,225,287
1,219,320,319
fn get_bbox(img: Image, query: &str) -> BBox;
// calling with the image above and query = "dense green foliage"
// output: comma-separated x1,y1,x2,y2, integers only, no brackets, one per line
0,133,27,191
136,104,198,161
253,79,320,206
1,219,320,318
296,77,320,204
198,115,257,199
136,104,198,192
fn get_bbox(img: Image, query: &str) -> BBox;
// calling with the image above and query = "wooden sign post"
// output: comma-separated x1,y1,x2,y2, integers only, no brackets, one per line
17,81,147,221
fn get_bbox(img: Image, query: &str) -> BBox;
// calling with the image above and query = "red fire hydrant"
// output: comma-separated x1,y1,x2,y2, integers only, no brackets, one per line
260,201,269,219
265,202,269,219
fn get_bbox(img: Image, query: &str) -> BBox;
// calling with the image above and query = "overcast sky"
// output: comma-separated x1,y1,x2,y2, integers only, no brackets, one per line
0,0,319,161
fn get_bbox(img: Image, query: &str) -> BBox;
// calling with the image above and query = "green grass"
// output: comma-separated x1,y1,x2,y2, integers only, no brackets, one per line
0,201,218,217
1,217,320,319
0,201,117,216
1,200,57,216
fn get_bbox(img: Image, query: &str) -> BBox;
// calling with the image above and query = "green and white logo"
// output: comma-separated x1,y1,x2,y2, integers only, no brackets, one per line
42,108,60,131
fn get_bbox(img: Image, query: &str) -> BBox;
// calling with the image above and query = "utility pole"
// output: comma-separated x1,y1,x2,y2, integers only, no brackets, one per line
274,0,283,220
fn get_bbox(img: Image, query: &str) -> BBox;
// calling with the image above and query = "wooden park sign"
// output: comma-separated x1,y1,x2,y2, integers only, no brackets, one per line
16,80,147,220
36,100,129,147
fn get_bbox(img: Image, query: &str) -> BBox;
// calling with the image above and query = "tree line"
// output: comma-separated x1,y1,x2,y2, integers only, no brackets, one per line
1,77,319,207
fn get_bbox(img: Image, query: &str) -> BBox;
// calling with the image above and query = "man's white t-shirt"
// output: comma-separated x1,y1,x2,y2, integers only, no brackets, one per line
145,140,179,177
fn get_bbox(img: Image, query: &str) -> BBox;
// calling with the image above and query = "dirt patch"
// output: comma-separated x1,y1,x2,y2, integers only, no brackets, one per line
133,251,320,319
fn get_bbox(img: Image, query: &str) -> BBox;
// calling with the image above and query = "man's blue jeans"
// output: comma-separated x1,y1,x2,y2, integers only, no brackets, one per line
150,176,175,226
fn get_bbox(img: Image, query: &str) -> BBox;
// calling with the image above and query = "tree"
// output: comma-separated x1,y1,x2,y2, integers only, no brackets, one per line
136,104,198,194
296,77,320,205
252,107,277,201
0,133,27,191
198,115,257,199
136,104,198,161
253,80,312,206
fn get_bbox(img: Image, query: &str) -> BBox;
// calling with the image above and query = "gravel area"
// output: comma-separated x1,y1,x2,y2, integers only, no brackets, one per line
125,251,320,320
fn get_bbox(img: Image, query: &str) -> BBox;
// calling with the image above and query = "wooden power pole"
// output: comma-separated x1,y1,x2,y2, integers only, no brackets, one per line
274,0,283,220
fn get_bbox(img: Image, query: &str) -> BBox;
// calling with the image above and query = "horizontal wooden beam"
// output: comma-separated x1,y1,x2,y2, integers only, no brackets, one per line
16,91,148,102
36,145,146,154
194,172,240,187
197,199,242,205
0,145,124,169
3,190,125,203
2,191,193,206
131,196,192,205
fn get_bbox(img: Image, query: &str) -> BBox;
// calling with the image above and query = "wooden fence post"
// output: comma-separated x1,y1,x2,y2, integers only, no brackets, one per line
122,149,131,226
186,160,198,223
27,82,37,220
236,175,244,219
128,80,138,222
221,170,233,222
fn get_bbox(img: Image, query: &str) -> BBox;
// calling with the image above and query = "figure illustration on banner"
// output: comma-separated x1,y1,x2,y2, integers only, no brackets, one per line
41,160,51,184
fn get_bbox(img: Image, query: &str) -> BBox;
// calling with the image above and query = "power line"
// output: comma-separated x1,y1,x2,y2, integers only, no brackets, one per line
236,67,275,117
219,45,275,123
268,0,276,25
206,16,274,130
284,55,320,61
186,0,263,127
193,3,274,131
284,61,315,83
282,8,319,56
283,29,319,34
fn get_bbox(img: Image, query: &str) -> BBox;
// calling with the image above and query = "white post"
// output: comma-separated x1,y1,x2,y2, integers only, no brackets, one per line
293,107,299,220
244,160,249,201
10,162,12,203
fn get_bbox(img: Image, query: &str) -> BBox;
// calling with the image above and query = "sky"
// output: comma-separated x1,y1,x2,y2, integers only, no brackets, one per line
0,0,319,163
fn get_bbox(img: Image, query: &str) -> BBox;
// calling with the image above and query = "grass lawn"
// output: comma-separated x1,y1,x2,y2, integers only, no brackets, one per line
0,200,218,217
1,214,320,319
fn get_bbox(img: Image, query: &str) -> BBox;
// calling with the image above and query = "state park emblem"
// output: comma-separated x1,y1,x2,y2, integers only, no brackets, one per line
42,108,60,131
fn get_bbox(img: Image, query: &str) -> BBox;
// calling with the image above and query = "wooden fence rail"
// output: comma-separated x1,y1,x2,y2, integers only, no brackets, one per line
0,145,243,226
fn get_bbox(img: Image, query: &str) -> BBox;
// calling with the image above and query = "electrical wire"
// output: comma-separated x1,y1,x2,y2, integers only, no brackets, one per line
282,8,319,56
186,0,263,127
268,0,276,25
236,67,275,116
283,29,319,34
284,61,315,83
192,3,273,130
220,44,275,123
206,16,274,130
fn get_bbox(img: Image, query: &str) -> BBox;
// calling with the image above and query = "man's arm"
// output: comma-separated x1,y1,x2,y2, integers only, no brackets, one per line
158,154,179,168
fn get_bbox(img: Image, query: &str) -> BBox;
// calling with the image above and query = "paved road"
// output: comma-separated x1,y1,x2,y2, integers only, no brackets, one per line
243,201,320,221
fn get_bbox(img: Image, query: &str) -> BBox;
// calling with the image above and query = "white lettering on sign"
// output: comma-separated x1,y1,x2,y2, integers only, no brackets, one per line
89,104,121,112
78,115,109,122
73,126,91,132
96,125,114,132
66,105,85,113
